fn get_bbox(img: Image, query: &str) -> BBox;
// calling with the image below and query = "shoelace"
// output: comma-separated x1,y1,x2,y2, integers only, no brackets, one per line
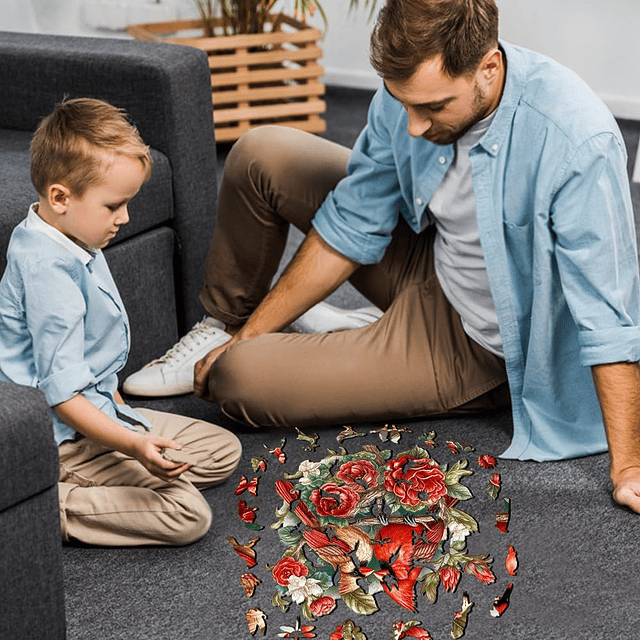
151,319,223,367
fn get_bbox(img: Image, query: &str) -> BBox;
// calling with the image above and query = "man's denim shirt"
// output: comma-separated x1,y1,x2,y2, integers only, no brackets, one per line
0,206,152,445
313,41,640,461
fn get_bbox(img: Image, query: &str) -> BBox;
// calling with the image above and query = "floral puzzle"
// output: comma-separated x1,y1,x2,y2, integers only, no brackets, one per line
231,426,517,638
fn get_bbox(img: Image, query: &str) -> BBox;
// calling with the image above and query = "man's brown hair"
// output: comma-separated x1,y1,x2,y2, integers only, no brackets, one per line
370,0,499,81
31,97,153,197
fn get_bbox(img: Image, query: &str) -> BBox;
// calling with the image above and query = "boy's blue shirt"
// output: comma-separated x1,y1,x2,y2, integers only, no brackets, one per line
0,205,152,445
312,41,640,461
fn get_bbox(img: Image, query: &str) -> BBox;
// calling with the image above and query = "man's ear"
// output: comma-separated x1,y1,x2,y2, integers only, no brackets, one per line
481,48,502,84
47,184,71,214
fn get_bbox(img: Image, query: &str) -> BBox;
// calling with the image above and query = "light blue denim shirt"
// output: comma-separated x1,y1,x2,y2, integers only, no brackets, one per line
313,42,640,461
0,205,152,445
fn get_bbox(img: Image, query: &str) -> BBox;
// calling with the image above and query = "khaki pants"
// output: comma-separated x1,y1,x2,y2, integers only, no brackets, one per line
58,408,241,546
200,125,508,427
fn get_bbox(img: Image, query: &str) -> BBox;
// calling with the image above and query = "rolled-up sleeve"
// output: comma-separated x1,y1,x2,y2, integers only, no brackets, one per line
23,257,96,406
551,133,640,366
312,88,404,264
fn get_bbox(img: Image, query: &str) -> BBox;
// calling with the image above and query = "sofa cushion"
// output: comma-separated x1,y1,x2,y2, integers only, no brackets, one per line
0,383,58,512
0,128,173,274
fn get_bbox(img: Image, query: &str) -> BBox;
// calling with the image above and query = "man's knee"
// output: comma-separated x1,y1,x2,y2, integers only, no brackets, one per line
209,338,279,426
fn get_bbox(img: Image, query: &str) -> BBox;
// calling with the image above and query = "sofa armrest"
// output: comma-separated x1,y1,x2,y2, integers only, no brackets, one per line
0,31,217,332
0,382,58,511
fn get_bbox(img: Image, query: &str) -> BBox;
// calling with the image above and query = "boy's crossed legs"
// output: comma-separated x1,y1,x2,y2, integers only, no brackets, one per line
58,409,241,546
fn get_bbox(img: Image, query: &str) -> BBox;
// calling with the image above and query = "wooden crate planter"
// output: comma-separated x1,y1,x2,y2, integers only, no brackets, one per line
127,15,326,142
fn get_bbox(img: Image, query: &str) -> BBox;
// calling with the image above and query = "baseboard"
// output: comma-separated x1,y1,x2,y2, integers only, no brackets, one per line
597,94,640,121
322,68,381,91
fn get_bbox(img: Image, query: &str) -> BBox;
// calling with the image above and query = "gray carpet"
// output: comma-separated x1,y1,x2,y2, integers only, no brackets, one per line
61,87,640,640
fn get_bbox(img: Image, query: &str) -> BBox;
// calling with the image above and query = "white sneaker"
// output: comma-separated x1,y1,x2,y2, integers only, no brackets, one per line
288,301,383,334
122,316,231,396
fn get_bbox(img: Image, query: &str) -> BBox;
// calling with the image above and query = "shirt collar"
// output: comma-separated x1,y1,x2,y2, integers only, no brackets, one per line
26,203,98,267
475,41,527,156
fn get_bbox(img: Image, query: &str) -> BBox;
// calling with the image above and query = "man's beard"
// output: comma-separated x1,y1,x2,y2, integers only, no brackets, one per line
426,82,492,146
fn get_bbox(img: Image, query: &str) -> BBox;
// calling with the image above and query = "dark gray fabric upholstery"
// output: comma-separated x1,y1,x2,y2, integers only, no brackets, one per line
0,30,218,334
0,383,65,639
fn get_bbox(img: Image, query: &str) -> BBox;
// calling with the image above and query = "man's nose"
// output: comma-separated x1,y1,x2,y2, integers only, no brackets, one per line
407,110,432,138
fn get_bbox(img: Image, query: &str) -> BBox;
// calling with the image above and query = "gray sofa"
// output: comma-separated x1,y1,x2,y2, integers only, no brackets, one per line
0,31,219,638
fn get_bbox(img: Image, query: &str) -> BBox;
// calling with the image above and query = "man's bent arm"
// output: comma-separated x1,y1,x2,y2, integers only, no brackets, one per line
591,362,640,513
194,228,360,398
236,227,360,340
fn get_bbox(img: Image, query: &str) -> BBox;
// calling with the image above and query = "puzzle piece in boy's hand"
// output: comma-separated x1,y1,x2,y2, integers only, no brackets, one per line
490,583,513,618
265,437,286,464
246,607,267,636
495,497,510,533
236,475,259,496
446,440,475,454
371,423,412,443
477,454,497,468
226,535,260,568
505,545,518,576
336,425,367,443
331,620,367,640
295,426,319,451
241,573,261,597
251,456,267,473
487,472,501,499
451,592,473,639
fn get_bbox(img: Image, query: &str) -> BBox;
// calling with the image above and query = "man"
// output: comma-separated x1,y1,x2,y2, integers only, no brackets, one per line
124,0,640,513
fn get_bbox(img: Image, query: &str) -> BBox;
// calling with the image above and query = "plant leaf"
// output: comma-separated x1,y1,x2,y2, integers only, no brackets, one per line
419,569,440,604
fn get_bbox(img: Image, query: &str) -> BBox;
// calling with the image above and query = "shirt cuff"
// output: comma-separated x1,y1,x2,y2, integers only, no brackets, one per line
38,363,96,406
578,327,640,366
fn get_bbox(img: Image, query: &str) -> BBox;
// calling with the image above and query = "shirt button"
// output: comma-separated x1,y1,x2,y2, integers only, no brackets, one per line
415,198,423,206
439,156,446,164
492,144,498,152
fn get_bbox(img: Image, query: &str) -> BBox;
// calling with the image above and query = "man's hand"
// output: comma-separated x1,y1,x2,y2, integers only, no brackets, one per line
194,338,238,401
611,467,640,513
129,434,191,483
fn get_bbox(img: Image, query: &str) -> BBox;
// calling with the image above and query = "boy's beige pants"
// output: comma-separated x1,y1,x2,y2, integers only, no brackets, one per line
199,126,509,428
58,409,241,546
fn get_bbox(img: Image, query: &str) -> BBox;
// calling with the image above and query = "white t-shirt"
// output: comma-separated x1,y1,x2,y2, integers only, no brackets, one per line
427,111,503,357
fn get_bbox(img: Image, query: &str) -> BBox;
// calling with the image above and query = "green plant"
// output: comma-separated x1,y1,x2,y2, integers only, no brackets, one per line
192,0,375,37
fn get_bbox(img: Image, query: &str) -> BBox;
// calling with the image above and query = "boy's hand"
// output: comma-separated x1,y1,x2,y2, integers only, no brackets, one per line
130,435,191,482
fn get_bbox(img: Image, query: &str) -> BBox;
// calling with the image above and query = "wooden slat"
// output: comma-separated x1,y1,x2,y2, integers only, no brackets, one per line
211,63,324,88
169,27,321,52
208,45,323,70
215,117,326,142
128,15,326,143
214,98,326,124
211,81,325,106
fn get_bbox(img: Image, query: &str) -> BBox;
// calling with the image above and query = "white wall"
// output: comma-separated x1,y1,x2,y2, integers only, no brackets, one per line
313,0,640,120
2,0,639,118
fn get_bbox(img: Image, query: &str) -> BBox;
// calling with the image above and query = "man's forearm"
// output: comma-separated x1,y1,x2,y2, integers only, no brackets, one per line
592,361,640,512
235,227,360,341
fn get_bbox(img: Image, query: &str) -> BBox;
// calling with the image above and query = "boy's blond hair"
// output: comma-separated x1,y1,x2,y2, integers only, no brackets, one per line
30,97,153,197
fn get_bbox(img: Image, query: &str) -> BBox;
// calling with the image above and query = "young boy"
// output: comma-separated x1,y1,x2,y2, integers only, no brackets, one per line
0,98,241,546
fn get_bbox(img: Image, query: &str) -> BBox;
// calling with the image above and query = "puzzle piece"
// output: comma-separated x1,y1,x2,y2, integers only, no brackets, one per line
241,573,261,597
495,497,510,533
226,535,260,568
265,437,287,464
451,592,473,639
505,545,518,576
295,426,319,451
336,425,367,443
236,475,259,496
246,607,267,636
490,583,513,618
486,472,501,499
